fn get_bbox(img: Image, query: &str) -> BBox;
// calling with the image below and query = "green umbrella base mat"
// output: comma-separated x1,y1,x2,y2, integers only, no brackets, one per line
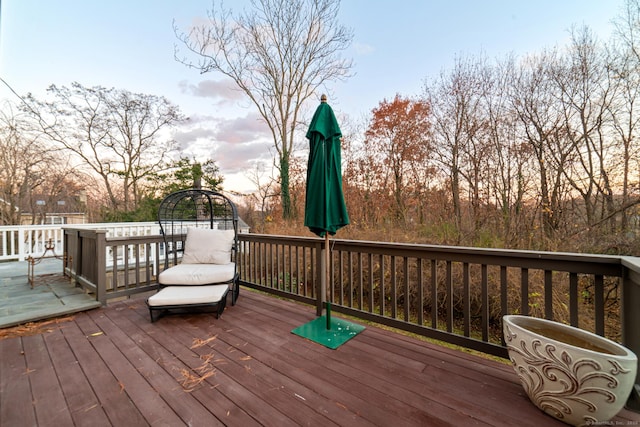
292,316,365,349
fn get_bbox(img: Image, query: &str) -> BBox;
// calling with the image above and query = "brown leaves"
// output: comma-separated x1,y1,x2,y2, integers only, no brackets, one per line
0,315,75,340
190,335,218,349
179,336,221,392
178,365,216,392
178,352,219,392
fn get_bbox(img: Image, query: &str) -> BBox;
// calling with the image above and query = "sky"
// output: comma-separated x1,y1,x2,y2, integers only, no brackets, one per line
0,0,626,194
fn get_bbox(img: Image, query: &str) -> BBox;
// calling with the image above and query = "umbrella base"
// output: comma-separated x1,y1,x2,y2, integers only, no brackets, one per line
291,316,365,349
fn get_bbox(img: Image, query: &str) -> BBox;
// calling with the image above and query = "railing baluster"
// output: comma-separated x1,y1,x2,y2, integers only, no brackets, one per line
500,266,508,318
431,260,437,329
595,275,605,336
545,270,553,320
294,246,300,296
282,244,287,291
463,262,470,337
269,242,274,289
521,268,529,316
404,257,410,322
302,245,308,295
288,245,293,294
481,264,488,342
339,250,345,305
379,254,385,317
368,253,374,313
569,272,579,327
418,258,424,326
358,252,363,311
391,256,398,319
446,261,453,333
112,242,119,291
348,252,354,308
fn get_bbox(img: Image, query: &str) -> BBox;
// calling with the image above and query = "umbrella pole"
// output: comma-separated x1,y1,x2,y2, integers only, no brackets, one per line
325,233,331,330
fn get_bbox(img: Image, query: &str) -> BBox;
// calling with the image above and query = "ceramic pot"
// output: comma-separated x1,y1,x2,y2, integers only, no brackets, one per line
503,315,637,427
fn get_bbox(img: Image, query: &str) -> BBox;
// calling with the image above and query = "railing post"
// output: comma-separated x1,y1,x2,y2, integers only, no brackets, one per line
95,230,107,305
74,229,83,277
17,228,26,261
622,257,640,411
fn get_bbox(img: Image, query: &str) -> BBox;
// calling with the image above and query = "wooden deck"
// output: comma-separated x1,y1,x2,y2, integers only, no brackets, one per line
1,287,639,427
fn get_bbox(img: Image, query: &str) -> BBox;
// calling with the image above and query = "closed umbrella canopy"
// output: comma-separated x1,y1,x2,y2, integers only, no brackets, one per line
293,96,364,347
304,98,349,237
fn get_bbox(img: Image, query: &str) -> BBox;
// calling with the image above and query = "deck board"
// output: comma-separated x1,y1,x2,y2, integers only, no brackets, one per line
79,312,184,427
107,302,263,427
0,337,38,426
41,328,111,426
222,302,449,426
63,315,148,426
1,288,639,426
22,334,76,427
92,310,229,427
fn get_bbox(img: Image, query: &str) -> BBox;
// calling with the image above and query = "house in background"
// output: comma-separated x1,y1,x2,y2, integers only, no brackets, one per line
19,193,87,225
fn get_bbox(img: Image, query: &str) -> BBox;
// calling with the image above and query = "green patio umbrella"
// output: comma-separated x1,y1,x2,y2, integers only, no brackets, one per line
292,95,364,349
303,95,349,238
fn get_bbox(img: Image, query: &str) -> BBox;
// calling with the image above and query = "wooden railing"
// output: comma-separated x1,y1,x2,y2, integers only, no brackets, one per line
61,228,640,409
0,222,160,261
63,228,163,303
236,235,639,355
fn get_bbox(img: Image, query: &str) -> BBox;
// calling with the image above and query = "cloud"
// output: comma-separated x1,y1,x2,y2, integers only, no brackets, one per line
173,111,273,177
216,140,273,172
353,42,375,55
178,78,244,103
215,112,270,143
182,113,215,124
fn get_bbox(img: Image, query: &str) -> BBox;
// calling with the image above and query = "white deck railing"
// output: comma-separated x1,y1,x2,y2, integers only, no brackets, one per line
0,222,160,261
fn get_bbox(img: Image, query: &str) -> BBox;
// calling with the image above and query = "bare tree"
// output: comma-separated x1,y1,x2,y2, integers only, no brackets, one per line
25,83,183,212
481,57,534,246
610,0,640,230
0,103,47,224
551,27,617,230
174,0,353,219
424,56,487,242
0,101,82,225
245,161,279,231
510,51,571,243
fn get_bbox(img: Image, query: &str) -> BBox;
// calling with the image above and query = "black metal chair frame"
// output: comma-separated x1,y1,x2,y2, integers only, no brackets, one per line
147,188,240,322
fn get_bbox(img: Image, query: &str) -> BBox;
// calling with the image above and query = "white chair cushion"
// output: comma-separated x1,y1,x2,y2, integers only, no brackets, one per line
147,284,228,307
182,228,235,264
158,263,236,285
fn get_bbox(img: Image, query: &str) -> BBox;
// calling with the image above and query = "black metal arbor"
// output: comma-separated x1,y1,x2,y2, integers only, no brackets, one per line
156,188,240,304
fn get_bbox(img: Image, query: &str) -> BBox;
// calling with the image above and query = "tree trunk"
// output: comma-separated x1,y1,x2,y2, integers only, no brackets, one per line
280,155,292,220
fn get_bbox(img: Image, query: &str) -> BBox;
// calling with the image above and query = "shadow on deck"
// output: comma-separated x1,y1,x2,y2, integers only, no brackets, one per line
1,285,639,426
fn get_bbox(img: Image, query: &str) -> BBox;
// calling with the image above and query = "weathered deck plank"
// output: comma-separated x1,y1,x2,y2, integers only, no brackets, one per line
22,334,75,427
61,316,148,426
76,311,185,426
1,288,639,426
0,337,38,426
41,328,111,426
98,304,266,426
214,300,452,426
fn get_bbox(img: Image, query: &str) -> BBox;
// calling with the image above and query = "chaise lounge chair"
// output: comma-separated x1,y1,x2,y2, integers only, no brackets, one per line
146,188,240,322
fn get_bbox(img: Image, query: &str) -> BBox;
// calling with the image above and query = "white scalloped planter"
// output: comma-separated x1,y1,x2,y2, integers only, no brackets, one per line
503,315,637,427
